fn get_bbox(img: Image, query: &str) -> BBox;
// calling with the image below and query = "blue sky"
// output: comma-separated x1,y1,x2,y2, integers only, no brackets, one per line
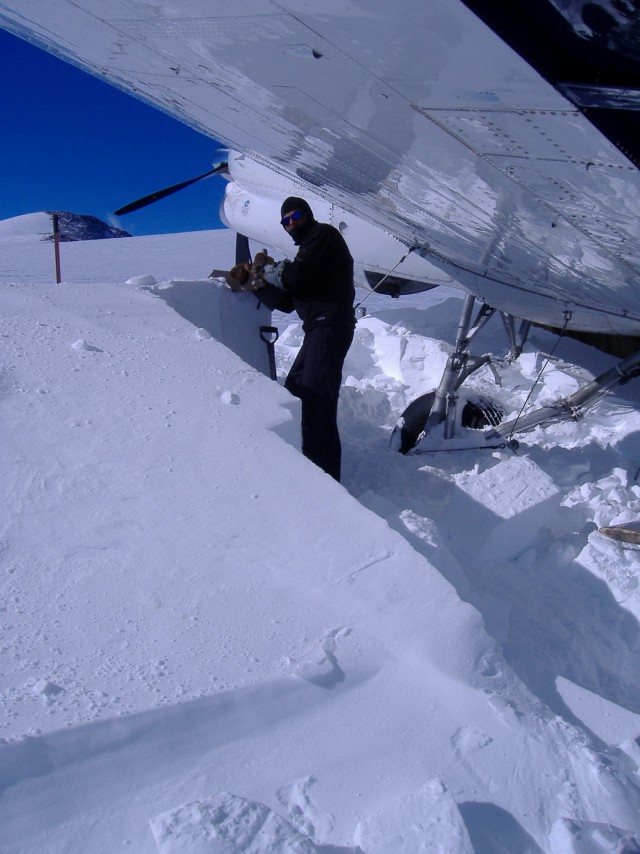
0,27,226,235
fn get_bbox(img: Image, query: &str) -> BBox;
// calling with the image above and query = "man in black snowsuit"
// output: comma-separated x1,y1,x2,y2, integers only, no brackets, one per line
258,196,355,482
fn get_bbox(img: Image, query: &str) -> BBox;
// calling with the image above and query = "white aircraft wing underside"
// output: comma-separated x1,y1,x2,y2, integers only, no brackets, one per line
2,0,639,333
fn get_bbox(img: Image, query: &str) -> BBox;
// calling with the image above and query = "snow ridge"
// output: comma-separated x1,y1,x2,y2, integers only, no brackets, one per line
1,228,640,854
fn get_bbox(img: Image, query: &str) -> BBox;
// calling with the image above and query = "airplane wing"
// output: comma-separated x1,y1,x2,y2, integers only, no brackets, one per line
1,0,639,334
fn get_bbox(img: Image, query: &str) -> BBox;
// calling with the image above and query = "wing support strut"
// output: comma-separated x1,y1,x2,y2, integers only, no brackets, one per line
394,296,640,454
392,295,526,452
489,347,640,442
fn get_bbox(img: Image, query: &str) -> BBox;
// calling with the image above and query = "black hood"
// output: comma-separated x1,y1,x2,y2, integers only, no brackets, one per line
281,196,315,244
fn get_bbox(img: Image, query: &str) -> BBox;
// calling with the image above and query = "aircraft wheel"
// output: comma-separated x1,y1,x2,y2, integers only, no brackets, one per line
390,391,505,453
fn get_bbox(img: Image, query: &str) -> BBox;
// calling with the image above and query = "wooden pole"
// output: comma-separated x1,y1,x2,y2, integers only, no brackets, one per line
52,214,62,283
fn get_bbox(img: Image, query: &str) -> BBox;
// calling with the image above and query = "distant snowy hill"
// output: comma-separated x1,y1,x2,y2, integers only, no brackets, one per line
0,211,130,242
45,210,131,241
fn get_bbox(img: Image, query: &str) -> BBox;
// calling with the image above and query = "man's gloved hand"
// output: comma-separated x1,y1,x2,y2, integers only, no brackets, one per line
261,260,286,288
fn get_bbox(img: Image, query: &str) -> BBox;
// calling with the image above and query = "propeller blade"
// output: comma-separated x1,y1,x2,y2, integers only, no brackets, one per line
235,233,252,265
114,162,228,216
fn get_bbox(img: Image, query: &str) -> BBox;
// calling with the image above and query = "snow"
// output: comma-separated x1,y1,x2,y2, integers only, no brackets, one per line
1,217,640,854
150,792,319,853
0,211,56,239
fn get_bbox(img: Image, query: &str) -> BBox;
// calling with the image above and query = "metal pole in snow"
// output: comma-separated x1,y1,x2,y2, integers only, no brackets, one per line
52,214,62,283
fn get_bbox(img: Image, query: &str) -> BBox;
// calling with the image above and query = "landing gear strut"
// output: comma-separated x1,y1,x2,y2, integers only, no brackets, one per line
491,346,640,440
392,294,524,452
392,292,640,454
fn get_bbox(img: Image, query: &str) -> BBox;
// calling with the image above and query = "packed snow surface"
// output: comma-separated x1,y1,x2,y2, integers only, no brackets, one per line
1,218,640,854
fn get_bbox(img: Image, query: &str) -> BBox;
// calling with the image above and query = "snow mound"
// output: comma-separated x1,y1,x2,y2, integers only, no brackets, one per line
354,779,474,853
0,211,56,240
2,228,640,854
549,817,640,853
150,793,320,853
126,274,157,287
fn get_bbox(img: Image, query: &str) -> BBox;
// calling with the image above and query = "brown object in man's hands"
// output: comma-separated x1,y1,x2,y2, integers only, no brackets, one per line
253,250,274,271
225,250,275,291
229,262,251,285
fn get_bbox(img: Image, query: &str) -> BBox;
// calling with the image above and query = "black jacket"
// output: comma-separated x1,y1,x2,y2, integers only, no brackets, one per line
260,221,355,330
282,221,355,329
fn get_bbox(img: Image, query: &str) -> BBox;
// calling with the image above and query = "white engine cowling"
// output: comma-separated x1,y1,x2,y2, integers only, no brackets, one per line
220,152,455,293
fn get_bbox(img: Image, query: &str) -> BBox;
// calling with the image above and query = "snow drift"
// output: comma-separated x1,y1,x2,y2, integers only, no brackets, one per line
1,218,640,853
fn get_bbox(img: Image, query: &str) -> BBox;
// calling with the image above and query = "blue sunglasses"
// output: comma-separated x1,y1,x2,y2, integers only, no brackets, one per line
281,210,305,226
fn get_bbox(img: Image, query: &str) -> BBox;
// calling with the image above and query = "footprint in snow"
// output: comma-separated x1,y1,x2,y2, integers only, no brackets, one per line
276,775,334,842
451,725,493,758
219,390,240,405
291,628,350,689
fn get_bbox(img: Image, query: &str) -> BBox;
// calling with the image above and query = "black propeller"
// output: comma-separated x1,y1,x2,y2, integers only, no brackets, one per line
235,232,252,265
114,162,228,216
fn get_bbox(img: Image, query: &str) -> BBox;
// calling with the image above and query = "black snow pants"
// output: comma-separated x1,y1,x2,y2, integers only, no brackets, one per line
284,321,354,482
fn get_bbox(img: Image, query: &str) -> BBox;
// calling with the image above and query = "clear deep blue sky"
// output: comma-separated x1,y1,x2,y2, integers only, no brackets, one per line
0,27,226,235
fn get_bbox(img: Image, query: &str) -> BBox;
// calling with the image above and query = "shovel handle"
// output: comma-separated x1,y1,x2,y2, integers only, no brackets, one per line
259,326,279,380
259,325,279,344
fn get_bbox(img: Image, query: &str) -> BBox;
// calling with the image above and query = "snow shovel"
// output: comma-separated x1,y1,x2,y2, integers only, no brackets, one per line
259,325,279,381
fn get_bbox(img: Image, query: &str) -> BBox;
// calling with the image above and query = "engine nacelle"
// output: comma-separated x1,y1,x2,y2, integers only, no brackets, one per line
220,152,454,295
